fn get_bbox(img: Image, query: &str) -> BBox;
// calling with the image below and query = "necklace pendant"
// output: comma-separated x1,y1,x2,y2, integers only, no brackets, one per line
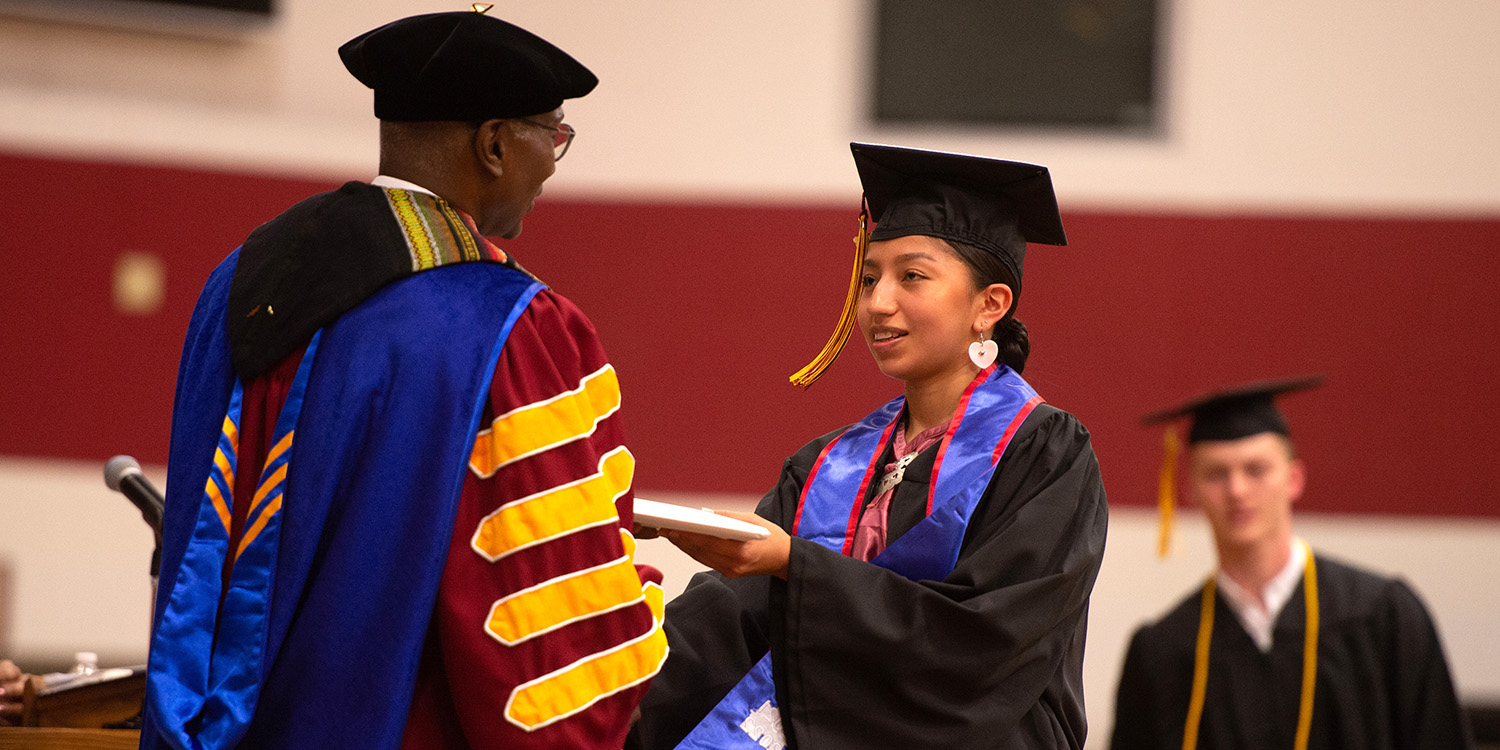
874,452,918,496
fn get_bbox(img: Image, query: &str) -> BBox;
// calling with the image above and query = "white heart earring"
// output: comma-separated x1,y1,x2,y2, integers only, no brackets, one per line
968,330,998,369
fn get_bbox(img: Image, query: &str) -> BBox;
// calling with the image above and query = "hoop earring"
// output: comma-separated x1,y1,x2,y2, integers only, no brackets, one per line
968,330,998,369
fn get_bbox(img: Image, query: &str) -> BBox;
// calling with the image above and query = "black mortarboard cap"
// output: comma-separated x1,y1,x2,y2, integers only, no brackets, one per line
851,142,1067,297
1144,375,1323,557
1143,375,1325,443
790,143,1068,388
339,9,597,122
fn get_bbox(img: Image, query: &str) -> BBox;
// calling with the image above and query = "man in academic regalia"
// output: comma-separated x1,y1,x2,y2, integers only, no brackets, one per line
140,8,665,750
1109,377,1473,750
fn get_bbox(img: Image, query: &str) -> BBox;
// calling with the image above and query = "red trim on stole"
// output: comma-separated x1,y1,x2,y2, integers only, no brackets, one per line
925,365,996,516
791,439,841,537
838,418,900,557
790,415,902,557
993,396,1045,463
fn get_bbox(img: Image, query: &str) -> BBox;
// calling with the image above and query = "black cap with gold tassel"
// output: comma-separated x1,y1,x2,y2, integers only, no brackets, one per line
1156,426,1182,557
790,142,1067,388
789,204,870,388
1143,375,1324,557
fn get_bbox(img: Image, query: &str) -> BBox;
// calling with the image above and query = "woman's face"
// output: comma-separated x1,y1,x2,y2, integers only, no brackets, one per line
857,235,992,386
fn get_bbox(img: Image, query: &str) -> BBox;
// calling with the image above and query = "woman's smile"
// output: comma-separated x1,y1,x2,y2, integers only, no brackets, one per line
869,325,908,353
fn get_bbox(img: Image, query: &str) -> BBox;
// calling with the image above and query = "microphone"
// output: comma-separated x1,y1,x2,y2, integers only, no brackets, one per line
104,455,164,548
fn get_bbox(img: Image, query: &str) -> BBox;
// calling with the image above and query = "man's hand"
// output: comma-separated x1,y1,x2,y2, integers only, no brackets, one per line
0,659,27,726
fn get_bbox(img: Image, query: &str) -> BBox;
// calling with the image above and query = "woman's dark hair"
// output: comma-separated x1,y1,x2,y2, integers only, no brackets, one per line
944,240,1031,374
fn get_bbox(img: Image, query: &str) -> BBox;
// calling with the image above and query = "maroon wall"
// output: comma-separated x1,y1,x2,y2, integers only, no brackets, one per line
3,151,1496,517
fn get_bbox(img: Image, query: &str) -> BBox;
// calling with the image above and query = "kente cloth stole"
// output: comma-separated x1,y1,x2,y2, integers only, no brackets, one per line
674,365,1044,750
383,187,509,268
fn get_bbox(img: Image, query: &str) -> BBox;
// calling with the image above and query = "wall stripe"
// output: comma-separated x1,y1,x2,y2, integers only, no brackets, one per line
3,150,1498,519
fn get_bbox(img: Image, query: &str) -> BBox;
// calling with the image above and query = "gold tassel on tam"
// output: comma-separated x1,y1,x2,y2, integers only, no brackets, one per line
789,204,871,388
1157,427,1182,558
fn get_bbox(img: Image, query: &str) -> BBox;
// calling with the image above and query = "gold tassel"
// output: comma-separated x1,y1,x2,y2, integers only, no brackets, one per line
1157,427,1181,558
789,205,870,388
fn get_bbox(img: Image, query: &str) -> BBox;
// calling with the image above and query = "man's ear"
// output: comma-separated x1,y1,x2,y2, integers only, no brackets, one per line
1287,458,1307,505
474,119,506,177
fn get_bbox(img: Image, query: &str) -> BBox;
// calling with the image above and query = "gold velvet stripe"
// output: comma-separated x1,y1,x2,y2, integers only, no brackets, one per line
470,446,634,562
469,365,622,478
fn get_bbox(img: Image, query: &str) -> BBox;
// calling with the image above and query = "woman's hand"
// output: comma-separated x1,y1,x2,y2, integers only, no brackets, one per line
660,511,791,579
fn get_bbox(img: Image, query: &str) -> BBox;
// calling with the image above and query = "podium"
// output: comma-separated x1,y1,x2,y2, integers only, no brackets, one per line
0,728,139,750
0,668,145,749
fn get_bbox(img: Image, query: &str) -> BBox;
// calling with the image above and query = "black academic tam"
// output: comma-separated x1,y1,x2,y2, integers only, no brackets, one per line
339,10,597,122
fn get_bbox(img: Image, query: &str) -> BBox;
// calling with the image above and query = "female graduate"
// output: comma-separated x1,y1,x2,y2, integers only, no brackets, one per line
629,143,1108,750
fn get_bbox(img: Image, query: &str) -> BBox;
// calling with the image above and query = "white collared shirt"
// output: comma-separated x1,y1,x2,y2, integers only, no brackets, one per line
370,174,437,197
1215,539,1307,653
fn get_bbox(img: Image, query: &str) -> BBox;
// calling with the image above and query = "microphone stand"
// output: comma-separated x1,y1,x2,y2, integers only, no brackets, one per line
102,455,164,732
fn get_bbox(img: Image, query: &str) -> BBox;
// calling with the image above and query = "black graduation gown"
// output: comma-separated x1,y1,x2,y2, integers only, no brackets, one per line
1109,554,1474,750
629,403,1109,750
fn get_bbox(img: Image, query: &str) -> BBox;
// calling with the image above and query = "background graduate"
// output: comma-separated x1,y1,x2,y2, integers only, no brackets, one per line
629,143,1109,749
1110,378,1473,750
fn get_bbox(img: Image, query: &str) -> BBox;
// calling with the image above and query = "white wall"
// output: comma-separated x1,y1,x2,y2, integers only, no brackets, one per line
1,0,1497,211
0,458,159,668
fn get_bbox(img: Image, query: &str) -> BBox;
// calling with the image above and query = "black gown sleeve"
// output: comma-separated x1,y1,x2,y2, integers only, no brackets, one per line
1383,579,1475,750
1110,627,1170,750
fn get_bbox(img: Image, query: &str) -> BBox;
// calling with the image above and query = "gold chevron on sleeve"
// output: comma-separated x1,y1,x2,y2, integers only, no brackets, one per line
503,597,669,732
642,580,664,622
470,446,634,562
484,555,644,646
470,365,621,478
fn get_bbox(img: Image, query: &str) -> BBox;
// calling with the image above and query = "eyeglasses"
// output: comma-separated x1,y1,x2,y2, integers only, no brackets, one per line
518,119,577,161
